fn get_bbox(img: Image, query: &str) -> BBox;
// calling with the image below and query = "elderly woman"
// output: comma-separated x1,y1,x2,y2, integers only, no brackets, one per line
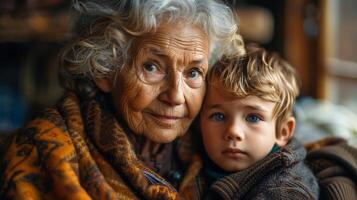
0,0,244,199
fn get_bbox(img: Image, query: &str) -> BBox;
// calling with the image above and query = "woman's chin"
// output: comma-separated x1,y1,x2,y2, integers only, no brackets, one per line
128,116,189,143
144,129,182,144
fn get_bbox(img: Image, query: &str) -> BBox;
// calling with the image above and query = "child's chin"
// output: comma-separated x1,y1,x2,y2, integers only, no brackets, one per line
221,163,249,172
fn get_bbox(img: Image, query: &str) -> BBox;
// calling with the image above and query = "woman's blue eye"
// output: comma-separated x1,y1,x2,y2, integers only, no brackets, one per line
210,113,225,122
143,63,158,73
139,62,166,84
246,114,261,123
184,67,204,88
187,68,201,79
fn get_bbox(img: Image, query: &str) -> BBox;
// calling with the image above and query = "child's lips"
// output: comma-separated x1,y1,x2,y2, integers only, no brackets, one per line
222,148,247,158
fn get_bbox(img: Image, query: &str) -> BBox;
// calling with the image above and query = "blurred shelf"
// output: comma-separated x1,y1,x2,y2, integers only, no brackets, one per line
0,10,72,42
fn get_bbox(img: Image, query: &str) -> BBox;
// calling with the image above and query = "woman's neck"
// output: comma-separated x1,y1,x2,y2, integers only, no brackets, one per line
116,116,175,176
139,138,163,159
115,115,163,158
130,134,174,177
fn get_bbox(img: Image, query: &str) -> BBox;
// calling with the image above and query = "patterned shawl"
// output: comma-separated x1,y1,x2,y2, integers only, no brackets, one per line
0,92,202,200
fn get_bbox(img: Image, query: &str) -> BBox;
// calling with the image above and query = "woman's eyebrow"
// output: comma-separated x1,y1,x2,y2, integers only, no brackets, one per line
149,48,165,56
147,47,206,64
190,59,205,65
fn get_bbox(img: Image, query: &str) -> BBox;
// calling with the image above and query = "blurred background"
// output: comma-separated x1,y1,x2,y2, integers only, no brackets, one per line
0,0,356,145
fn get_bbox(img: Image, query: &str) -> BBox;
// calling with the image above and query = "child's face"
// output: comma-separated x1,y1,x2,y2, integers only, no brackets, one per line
200,82,279,172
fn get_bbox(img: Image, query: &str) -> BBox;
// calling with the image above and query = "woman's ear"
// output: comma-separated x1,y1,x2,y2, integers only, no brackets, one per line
276,116,295,147
94,78,112,93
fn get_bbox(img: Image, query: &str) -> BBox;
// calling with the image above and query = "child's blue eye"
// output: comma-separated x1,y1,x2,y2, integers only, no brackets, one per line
209,113,225,122
246,114,261,123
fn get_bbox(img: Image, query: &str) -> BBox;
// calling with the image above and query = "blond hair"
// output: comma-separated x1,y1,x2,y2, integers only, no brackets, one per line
207,46,300,129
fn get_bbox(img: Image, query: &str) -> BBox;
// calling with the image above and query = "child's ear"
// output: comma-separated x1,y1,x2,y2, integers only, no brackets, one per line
94,78,112,93
276,116,295,147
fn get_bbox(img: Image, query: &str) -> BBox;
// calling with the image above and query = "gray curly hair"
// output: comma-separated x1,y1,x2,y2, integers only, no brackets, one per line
60,0,245,90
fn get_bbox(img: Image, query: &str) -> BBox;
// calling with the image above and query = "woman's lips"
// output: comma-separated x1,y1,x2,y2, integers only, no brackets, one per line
148,113,184,127
222,148,247,159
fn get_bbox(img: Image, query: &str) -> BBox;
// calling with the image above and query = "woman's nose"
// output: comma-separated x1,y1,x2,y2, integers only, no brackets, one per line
224,122,244,141
159,72,185,106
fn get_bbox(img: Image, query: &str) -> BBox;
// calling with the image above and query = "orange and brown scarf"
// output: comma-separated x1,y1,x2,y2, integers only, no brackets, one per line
0,92,202,200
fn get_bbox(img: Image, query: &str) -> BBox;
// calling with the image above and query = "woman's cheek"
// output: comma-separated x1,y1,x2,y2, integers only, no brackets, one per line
128,84,161,111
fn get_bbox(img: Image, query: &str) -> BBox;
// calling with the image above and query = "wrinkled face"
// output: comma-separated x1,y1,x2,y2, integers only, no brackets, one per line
110,22,209,143
200,82,278,172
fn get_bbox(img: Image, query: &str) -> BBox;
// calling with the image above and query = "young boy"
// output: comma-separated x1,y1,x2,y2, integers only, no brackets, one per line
199,47,319,199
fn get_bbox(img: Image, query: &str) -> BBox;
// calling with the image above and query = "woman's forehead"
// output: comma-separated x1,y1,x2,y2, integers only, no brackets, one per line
132,22,209,59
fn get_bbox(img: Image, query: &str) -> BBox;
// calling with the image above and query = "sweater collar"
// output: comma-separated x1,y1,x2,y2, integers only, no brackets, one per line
209,138,306,199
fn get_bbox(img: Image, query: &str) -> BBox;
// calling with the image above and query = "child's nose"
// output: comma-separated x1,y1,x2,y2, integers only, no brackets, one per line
224,121,244,141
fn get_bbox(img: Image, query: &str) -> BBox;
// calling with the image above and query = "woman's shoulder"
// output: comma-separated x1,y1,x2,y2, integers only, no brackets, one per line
1,106,75,161
13,106,69,142
0,107,84,199
0,105,76,170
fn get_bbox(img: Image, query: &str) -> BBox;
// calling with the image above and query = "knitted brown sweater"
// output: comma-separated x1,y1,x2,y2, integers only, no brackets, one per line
202,138,319,200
